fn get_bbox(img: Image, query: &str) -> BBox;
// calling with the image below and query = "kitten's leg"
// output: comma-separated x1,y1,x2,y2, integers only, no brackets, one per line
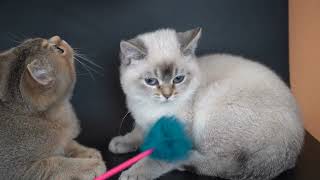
109,125,143,154
182,150,245,179
119,158,179,180
119,151,204,180
23,156,106,180
65,140,103,160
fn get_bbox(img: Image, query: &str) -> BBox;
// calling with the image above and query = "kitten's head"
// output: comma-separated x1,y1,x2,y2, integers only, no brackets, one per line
120,28,201,104
0,36,76,111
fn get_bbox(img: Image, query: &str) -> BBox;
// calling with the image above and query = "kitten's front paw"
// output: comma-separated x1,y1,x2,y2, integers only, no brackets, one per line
119,170,152,180
108,136,137,154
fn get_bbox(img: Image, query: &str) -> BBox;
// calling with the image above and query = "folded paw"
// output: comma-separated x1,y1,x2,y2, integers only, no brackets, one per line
119,170,153,180
108,136,138,154
78,148,103,160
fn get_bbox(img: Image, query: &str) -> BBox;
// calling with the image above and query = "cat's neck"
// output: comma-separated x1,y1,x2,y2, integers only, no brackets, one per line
127,94,195,130
0,96,69,117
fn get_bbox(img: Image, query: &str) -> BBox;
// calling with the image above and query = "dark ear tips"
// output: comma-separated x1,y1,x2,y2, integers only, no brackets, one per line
194,27,202,35
120,38,147,65
177,27,202,56
120,40,130,52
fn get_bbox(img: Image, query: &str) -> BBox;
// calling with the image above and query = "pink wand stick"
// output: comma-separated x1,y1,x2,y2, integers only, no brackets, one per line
94,148,154,180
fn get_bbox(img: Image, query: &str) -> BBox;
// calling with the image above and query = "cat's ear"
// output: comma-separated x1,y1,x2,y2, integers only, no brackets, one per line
120,39,147,65
0,48,16,100
26,59,54,86
177,27,202,56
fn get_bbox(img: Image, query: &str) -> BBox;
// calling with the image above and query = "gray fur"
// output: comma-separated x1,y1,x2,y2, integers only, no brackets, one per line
109,28,304,180
120,38,147,65
0,37,106,179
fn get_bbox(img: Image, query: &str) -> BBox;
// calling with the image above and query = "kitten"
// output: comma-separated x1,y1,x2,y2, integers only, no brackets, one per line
109,28,304,180
0,36,106,179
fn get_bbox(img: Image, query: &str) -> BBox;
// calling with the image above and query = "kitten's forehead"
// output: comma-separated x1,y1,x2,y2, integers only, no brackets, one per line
155,62,176,82
138,29,180,61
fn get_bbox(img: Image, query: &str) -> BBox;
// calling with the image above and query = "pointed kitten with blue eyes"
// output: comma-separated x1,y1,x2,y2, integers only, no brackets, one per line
109,28,304,180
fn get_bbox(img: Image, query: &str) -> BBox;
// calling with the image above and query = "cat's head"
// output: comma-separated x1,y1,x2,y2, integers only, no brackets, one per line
119,28,201,105
0,36,76,111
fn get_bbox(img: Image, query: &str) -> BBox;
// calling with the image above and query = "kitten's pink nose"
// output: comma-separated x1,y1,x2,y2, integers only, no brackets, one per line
161,86,173,99
49,36,62,45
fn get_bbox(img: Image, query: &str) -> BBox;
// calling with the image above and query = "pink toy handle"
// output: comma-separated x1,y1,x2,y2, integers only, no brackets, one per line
94,148,154,180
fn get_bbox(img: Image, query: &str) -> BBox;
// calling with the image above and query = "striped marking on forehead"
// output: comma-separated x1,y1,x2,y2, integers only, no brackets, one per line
155,63,178,82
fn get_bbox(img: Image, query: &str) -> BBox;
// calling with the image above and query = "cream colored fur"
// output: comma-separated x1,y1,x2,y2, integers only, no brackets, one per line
109,28,304,180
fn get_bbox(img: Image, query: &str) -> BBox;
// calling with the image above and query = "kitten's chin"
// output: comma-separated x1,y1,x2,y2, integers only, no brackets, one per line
155,95,179,104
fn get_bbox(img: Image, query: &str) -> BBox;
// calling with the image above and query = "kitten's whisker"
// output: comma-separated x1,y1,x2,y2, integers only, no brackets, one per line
118,111,130,135
74,57,95,80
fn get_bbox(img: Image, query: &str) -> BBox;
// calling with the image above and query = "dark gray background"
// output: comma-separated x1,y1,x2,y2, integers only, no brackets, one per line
3,1,317,180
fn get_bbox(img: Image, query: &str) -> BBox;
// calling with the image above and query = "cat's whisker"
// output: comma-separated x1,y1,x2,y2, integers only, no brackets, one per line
77,73,93,76
74,52,104,70
72,47,83,50
77,59,104,77
7,32,24,45
74,57,95,80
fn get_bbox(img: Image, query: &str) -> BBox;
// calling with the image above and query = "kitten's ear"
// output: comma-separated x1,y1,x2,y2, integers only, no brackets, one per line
120,39,147,65
177,27,202,56
26,59,54,86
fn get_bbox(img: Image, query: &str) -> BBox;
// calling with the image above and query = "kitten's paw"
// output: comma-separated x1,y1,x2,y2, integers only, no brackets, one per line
119,170,152,180
108,136,137,154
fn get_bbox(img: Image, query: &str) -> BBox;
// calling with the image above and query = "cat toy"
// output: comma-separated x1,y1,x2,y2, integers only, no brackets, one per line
94,116,193,180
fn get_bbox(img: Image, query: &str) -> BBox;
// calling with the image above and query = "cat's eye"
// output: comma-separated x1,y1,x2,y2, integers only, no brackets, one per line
53,45,64,54
144,78,159,86
173,75,185,84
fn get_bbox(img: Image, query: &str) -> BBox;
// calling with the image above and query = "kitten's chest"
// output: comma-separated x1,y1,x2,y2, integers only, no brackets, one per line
129,100,194,131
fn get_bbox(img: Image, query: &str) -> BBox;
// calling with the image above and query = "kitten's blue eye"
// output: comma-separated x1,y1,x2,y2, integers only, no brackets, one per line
145,78,159,86
173,75,185,84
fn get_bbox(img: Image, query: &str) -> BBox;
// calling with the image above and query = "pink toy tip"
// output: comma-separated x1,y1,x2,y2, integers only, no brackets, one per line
94,148,154,180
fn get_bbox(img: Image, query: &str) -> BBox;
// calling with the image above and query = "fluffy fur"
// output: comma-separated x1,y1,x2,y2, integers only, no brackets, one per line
0,36,106,179
109,28,304,180
140,116,192,162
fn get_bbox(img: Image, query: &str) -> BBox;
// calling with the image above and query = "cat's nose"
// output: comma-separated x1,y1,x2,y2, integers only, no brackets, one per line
49,36,62,45
161,86,173,99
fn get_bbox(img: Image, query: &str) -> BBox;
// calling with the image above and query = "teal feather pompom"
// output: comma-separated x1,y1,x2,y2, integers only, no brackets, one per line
140,116,193,162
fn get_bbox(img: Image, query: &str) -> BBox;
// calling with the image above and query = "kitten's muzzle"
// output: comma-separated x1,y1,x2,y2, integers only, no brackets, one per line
160,85,174,99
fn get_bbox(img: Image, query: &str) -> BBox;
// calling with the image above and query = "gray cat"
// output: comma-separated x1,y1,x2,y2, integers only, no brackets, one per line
0,36,106,179
109,28,304,180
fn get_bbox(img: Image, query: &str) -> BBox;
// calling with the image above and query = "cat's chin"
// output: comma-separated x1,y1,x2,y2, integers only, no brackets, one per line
155,97,179,104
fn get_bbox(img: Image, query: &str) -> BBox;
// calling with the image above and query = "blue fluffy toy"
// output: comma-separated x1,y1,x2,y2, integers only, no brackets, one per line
95,116,193,180
140,116,193,162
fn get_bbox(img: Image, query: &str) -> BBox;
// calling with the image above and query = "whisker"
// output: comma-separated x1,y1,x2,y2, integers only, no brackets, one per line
74,57,95,80
74,58,104,76
80,61,104,76
7,32,24,45
74,52,104,70
118,111,130,135
77,73,92,76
